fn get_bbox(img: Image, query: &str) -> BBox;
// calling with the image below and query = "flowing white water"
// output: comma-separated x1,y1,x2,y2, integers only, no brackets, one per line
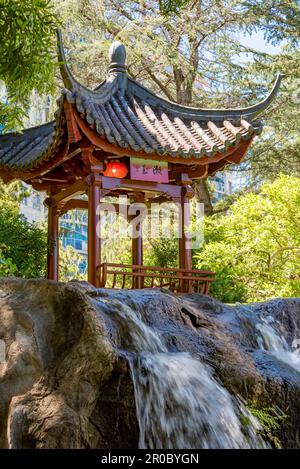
256,316,300,373
107,299,266,449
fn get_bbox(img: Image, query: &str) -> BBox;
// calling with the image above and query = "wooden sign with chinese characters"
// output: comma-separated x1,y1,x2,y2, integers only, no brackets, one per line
130,158,169,183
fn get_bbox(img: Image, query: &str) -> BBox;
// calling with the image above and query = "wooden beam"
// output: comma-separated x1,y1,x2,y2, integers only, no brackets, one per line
42,177,70,183
16,146,82,184
59,198,133,218
187,164,208,180
81,145,104,173
145,194,174,204
60,199,88,214
49,180,87,206
0,166,17,183
226,138,253,163
92,174,185,200
132,226,143,289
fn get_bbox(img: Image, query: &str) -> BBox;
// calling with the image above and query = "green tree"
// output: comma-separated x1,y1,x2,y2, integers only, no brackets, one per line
0,180,47,278
0,0,58,129
195,175,300,302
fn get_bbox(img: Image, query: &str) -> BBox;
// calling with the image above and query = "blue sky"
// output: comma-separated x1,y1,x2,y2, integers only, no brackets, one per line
239,30,282,54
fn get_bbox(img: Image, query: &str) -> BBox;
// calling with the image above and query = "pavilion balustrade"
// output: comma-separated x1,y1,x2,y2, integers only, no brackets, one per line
98,263,215,294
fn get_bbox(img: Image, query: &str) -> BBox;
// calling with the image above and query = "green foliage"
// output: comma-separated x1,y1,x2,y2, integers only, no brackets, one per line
0,209,47,278
0,0,58,129
158,0,190,16
0,179,30,205
246,402,287,449
0,100,27,130
0,246,17,276
0,180,47,278
240,49,300,183
101,211,132,265
59,244,86,281
239,413,251,428
147,237,178,268
209,266,247,304
240,0,300,45
213,186,253,214
195,175,300,302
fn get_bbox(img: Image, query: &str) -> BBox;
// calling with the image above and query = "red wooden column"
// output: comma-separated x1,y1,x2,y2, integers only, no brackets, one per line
129,197,145,289
178,185,194,291
87,177,101,287
132,218,143,289
47,204,59,281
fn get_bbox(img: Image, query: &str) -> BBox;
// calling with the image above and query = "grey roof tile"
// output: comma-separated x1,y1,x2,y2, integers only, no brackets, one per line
0,122,58,170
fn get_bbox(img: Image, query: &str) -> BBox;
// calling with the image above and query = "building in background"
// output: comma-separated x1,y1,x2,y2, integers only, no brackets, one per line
19,189,88,272
60,211,88,273
210,171,234,204
20,188,47,223
60,211,88,255
23,91,51,128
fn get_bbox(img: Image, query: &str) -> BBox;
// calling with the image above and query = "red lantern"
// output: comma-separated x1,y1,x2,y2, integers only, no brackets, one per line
103,160,127,178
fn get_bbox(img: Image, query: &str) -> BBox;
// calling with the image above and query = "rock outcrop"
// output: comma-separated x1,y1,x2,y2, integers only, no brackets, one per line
0,278,299,449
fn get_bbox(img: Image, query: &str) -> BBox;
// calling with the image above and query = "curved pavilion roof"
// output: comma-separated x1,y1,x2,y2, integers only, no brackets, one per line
0,30,282,180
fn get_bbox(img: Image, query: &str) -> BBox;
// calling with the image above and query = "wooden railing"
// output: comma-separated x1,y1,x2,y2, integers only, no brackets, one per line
97,263,215,294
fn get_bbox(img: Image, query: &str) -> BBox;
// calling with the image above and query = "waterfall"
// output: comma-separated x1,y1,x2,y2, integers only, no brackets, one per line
104,298,267,449
256,316,300,373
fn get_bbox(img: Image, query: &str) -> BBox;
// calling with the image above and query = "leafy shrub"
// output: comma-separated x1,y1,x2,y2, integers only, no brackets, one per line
0,205,47,278
195,175,300,302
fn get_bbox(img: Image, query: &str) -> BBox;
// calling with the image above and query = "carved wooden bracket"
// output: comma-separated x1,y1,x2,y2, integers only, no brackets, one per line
64,101,82,143
181,185,194,199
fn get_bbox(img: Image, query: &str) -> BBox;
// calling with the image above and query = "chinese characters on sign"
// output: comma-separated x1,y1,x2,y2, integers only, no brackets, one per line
130,158,169,183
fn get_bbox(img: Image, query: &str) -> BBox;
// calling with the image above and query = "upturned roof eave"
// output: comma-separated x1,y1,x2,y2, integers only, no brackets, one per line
56,29,283,122
127,74,283,121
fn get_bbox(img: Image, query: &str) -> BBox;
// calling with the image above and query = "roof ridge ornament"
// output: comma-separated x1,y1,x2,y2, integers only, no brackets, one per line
108,40,127,73
108,40,127,94
56,29,121,100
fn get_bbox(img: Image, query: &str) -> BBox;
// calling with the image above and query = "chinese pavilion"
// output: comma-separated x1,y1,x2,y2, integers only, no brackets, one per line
0,31,282,293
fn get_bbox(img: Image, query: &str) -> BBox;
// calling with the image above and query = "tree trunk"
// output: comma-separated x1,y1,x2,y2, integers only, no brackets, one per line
173,65,213,216
192,179,213,216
